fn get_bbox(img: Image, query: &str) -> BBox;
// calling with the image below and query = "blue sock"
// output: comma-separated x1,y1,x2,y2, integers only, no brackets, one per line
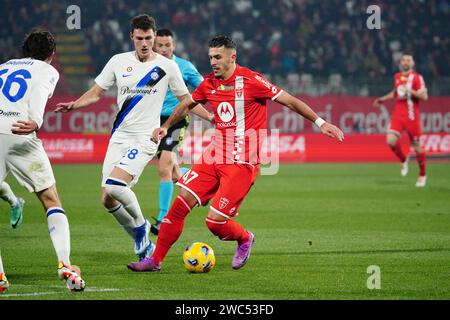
180,167,190,176
158,181,174,222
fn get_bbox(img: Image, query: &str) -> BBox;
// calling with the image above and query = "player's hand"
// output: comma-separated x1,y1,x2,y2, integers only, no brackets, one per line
151,127,168,143
373,98,382,108
208,113,215,124
11,120,39,135
54,101,76,113
320,123,344,142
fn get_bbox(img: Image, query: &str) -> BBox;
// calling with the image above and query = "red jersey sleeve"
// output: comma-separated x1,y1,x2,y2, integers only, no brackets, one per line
414,73,427,93
251,73,283,100
191,80,208,105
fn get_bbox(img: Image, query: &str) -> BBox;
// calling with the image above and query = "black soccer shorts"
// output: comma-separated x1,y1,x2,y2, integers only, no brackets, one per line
157,115,190,158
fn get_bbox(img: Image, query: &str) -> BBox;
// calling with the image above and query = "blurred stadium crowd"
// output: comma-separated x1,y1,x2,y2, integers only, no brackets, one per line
1,0,449,95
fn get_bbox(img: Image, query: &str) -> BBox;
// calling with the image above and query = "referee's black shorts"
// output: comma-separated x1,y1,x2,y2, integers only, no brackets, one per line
157,115,190,158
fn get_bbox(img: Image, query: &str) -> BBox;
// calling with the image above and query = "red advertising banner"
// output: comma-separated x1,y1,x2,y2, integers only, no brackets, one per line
43,95,118,134
180,133,450,164
41,95,450,163
267,95,450,134
40,133,109,163
40,133,450,164
44,95,450,134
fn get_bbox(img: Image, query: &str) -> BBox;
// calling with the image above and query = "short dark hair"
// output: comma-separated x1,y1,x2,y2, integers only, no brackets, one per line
22,29,56,61
208,36,237,50
156,29,174,37
402,52,414,58
131,14,156,33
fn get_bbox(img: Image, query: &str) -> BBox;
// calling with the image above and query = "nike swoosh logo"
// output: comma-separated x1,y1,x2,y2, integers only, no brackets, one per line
119,162,128,165
122,74,132,78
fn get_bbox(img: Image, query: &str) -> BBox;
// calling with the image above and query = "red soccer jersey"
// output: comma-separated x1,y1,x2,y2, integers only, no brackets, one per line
191,64,283,164
393,70,427,121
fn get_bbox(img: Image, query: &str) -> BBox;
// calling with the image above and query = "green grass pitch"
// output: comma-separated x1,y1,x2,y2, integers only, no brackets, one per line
1,162,449,300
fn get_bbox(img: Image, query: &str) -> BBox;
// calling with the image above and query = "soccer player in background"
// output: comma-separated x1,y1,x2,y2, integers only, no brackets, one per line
0,30,85,292
373,53,428,187
151,28,210,236
55,15,212,263
127,36,344,272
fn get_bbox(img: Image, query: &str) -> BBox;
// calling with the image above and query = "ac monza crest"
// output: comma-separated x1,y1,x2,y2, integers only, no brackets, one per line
236,88,243,98
219,197,229,210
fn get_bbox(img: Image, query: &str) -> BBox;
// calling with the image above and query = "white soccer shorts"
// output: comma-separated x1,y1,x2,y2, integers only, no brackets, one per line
0,134,56,192
101,135,158,187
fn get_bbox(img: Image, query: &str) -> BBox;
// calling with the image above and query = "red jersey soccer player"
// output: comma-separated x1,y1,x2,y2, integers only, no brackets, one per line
374,53,428,187
128,36,344,272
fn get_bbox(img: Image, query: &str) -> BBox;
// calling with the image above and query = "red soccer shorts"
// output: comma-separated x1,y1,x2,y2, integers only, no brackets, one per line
176,162,259,218
389,115,422,143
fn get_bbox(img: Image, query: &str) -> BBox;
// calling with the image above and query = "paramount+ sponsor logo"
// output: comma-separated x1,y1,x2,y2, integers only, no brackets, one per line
120,86,158,95
0,109,21,117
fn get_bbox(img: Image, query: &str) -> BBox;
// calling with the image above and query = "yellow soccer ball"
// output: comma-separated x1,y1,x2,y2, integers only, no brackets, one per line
182,242,215,273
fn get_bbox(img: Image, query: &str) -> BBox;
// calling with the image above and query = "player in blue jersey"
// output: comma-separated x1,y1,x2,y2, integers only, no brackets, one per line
151,29,210,235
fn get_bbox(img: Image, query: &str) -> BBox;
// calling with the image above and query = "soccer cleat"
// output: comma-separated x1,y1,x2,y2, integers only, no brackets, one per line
0,273,9,293
138,240,156,261
10,197,25,229
232,231,255,270
415,175,427,187
133,220,151,256
58,261,86,292
150,219,161,236
127,256,161,272
400,157,409,177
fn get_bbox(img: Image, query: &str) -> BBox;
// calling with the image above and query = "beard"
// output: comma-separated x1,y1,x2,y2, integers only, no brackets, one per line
400,64,412,72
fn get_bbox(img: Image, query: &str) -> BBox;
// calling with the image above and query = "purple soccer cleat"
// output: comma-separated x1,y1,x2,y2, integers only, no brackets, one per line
127,256,161,272
232,231,255,270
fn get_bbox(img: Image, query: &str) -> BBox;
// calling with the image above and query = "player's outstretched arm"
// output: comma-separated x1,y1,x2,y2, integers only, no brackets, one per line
152,95,197,142
54,84,105,113
373,89,394,108
275,91,344,142
191,104,214,123
176,92,214,123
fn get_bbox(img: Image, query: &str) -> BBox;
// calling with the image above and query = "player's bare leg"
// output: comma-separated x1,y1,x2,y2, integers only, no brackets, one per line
387,132,408,176
205,210,254,270
152,150,176,235
172,158,189,182
36,185,85,291
128,188,197,272
104,167,154,260
412,141,427,187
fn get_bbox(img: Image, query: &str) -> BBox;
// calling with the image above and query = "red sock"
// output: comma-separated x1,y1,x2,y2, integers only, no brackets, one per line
389,141,406,163
416,152,426,176
153,196,193,263
205,218,250,245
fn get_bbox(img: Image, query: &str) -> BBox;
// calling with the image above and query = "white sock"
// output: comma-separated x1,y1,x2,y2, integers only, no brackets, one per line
47,208,71,266
0,253,4,274
105,181,145,227
0,181,18,207
107,203,136,239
